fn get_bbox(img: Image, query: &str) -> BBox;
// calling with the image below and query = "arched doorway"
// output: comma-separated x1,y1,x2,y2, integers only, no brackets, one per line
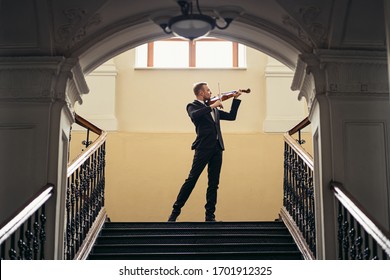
2,0,388,260
71,39,310,222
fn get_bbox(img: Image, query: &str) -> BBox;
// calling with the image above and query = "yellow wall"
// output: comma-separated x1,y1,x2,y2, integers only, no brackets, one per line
71,46,311,222
114,48,265,133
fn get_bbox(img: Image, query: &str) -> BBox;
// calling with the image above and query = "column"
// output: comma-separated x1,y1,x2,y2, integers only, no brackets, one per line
0,57,88,259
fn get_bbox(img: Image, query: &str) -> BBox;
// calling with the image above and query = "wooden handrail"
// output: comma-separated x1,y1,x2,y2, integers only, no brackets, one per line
68,114,107,176
75,113,102,135
0,183,54,244
284,132,313,169
330,181,390,256
288,116,310,135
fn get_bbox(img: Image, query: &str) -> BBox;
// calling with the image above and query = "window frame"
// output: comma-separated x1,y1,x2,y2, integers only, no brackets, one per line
143,37,241,68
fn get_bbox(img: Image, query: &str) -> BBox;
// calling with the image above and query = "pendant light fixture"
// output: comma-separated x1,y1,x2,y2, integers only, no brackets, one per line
158,0,239,40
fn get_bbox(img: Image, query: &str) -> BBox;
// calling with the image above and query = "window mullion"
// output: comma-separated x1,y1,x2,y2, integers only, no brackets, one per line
233,42,238,68
189,41,196,67
147,42,154,67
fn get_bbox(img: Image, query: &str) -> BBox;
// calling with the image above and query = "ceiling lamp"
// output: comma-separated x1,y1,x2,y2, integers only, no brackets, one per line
158,0,239,40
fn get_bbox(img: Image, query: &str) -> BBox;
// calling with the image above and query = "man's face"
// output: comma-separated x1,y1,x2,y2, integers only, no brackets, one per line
201,85,212,101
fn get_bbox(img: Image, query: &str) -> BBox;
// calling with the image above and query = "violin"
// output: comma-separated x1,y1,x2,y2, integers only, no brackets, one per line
206,88,250,106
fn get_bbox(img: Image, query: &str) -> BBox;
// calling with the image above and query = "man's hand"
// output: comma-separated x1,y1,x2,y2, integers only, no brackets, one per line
233,91,242,99
210,100,223,109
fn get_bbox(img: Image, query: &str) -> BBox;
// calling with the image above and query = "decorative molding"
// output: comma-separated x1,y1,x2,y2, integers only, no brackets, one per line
299,6,327,45
291,56,307,91
280,3,327,48
291,50,389,111
298,72,316,111
0,57,66,100
67,61,89,107
282,15,313,47
0,57,89,117
291,56,316,111
56,8,102,49
323,62,388,94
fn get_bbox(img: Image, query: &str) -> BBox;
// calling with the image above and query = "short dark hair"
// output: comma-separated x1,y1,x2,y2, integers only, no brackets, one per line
193,82,207,96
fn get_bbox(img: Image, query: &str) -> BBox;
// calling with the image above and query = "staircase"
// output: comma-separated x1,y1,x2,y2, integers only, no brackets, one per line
88,221,303,260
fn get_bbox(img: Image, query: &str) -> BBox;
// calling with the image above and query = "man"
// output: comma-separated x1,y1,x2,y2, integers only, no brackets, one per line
168,82,242,222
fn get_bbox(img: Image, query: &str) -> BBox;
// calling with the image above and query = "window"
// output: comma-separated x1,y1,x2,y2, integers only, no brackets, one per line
135,38,246,68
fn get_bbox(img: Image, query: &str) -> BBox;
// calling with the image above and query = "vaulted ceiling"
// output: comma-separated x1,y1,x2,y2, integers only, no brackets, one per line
0,0,386,72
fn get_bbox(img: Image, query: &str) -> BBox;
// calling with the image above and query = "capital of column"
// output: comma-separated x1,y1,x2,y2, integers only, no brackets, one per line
292,49,389,110
0,56,89,116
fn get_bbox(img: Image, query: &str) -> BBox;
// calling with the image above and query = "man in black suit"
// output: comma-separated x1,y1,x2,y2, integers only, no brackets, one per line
168,82,241,222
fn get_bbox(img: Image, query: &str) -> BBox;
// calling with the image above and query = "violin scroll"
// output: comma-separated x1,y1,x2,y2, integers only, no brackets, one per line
238,88,250,93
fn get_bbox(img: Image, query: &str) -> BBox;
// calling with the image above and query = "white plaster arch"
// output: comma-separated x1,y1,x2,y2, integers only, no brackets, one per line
76,14,307,74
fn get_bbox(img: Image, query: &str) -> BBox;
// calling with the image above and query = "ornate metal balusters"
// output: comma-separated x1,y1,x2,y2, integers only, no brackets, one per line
91,150,97,221
8,234,17,259
355,223,363,259
75,172,80,252
82,160,91,231
87,158,93,232
349,219,356,259
33,212,40,259
79,169,87,242
70,174,76,259
1,186,51,260
283,144,291,213
66,119,107,259
39,206,47,259
283,136,316,257
342,207,350,259
337,202,343,259
76,171,84,246
363,232,371,259
25,219,33,260
65,176,71,259
297,159,305,233
17,224,26,259
336,200,388,260
99,143,106,210
95,144,105,217
307,175,316,255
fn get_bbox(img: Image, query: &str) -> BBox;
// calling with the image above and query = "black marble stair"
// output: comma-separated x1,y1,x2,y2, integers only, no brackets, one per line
88,221,303,260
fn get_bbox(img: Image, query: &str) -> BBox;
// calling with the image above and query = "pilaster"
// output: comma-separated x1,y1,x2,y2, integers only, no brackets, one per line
263,57,308,132
0,56,88,259
292,49,390,259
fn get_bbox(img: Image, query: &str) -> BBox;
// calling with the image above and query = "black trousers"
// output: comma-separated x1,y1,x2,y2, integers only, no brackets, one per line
172,144,223,218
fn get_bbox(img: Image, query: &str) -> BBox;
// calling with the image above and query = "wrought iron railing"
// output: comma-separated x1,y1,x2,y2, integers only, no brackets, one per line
65,114,107,260
281,117,316,259
0,184,54,260
331,181,390,260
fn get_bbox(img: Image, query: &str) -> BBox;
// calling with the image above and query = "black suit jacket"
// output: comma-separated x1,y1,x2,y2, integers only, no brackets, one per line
186,99,241,150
